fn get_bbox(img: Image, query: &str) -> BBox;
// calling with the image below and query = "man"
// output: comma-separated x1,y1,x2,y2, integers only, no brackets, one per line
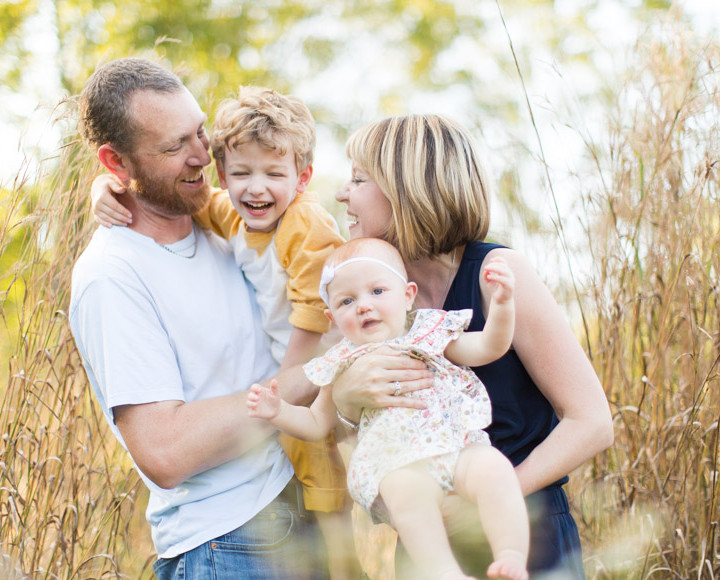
70,57,327,579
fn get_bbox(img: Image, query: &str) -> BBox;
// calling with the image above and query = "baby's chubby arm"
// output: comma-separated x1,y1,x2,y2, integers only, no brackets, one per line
247,379,337,441
90,173,132,227
444,257,515,367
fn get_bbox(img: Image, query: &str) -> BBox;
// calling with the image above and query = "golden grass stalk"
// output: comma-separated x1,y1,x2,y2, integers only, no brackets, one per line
0,111,155,577
570,20,720,579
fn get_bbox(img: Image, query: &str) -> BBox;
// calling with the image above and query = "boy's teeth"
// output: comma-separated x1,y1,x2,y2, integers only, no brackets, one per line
347,215,358,225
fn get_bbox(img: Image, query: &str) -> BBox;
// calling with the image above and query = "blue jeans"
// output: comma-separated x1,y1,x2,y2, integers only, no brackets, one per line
153,481,329,580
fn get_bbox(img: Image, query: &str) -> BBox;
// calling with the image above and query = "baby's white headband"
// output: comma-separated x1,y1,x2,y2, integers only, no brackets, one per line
319,257,408,305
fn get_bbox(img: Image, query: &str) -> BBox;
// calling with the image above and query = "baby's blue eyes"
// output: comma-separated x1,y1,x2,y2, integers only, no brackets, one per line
337,288,385,307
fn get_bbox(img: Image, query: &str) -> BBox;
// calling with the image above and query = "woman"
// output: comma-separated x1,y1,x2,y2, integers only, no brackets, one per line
330,114,613,578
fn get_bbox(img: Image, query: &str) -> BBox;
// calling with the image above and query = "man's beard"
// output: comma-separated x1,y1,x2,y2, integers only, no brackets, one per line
129,164,211,217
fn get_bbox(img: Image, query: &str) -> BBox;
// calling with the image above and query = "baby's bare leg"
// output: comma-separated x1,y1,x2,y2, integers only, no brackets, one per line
454,445,529,580
379,466,476,580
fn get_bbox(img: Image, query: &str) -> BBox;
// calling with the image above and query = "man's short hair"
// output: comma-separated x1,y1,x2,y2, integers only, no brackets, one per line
210,86,316,172
78,57,183,153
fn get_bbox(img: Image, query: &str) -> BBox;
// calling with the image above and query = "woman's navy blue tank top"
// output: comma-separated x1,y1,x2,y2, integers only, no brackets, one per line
444,242,566,485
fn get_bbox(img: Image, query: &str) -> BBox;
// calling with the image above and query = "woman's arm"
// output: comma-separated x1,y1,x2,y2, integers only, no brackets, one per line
488,248,614,496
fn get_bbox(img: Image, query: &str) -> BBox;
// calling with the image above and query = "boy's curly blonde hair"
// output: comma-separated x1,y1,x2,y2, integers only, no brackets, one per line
211,86,315,172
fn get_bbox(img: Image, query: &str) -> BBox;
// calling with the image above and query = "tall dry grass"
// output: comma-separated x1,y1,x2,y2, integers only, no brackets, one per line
569,22,720,579
0,123,155,578
0,20,718,580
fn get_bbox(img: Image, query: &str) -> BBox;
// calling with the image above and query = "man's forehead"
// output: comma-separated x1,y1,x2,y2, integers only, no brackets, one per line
130,88,204,138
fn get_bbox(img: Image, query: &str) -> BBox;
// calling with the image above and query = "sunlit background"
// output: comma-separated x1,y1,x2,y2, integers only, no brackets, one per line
3,1,718,268
1,1,719,578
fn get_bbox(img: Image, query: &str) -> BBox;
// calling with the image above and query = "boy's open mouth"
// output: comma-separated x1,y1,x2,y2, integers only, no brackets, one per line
244,201,274,212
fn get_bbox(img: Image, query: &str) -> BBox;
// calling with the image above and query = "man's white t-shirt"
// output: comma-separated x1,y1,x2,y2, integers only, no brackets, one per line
69,225,292,558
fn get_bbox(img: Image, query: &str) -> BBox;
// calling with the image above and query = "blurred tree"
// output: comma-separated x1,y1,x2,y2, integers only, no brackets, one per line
0,0,683,246
0,0,38,90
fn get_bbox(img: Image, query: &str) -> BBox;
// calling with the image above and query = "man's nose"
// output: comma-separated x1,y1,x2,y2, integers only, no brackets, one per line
188,136,211,167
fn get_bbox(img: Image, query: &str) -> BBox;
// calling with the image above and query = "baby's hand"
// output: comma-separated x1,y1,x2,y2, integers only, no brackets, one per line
91,174,132,227
246,380,282,419
482,257,515,304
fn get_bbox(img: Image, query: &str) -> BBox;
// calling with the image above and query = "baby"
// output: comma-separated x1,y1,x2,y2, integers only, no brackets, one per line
247,237,529,580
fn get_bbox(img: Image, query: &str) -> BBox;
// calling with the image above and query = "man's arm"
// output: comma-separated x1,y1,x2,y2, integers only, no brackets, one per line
114,395,270,489
114,363,317,489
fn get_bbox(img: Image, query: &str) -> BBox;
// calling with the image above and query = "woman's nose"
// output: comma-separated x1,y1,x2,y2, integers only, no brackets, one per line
335,182,350,202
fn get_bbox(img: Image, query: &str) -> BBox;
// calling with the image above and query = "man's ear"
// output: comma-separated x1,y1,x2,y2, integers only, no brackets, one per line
216,159,227,189
97,144,131,182
296,165,313,193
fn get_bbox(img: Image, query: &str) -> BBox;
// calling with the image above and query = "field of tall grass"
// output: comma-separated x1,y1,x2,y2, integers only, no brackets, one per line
568,23,720,579
0,21,718,580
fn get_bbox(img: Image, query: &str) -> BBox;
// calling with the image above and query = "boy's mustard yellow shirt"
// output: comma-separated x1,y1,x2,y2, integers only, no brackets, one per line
194,189,349,512
195,189,344,337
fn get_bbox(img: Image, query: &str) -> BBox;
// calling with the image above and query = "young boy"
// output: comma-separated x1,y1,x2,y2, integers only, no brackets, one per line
91,86,358,579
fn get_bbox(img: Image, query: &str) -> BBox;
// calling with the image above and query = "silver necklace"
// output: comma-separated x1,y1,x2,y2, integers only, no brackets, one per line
158,229,198,259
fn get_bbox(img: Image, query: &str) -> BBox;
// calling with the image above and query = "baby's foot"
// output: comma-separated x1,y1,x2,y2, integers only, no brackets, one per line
486,549,528,580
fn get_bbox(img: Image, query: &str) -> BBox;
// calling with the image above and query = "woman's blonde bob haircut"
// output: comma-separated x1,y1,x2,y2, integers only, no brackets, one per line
345,114,491,262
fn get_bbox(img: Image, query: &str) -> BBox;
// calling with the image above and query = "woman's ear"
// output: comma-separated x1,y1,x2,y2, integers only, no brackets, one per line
324,308,335,323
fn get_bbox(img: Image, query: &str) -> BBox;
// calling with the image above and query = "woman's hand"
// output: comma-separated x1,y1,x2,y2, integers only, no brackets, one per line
331,346,434,422
91,173,132,227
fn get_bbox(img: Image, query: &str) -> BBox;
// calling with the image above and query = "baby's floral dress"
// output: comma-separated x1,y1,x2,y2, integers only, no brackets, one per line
303,309,492,522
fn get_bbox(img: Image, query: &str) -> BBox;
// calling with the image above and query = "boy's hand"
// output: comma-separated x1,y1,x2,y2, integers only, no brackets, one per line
91,174,132,227
482,257,515,304
246,380,282,419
